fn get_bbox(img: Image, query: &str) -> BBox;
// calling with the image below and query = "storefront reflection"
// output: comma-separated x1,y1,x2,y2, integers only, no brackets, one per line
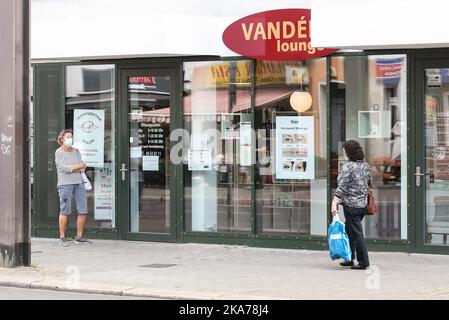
128,76,171,234
65,65,116,229
183,61,252,233
255,59,328,236
424,69,449,245
330,55,408,240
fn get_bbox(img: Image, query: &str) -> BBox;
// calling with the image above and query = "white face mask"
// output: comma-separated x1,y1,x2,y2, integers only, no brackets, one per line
63,138,73,147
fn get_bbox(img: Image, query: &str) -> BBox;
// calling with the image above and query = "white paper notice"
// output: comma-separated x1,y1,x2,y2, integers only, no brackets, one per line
188,148,212,171
240,122,252,166
142,155,159,171
240,146,252,166
240,122,251,145
275,116,315,180
94,164,113,220
130,146,142,158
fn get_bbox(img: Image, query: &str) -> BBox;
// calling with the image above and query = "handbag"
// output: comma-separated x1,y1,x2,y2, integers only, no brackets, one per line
81,171,92,191
366,178,377,215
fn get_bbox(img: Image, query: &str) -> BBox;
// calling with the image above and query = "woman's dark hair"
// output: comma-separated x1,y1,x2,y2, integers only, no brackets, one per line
342,140,364,161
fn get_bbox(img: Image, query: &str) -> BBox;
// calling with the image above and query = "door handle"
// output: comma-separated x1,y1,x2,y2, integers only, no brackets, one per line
415,166,424,187
120,163,128,181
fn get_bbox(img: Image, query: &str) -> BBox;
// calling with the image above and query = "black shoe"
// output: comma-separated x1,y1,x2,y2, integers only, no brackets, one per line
74,236,92,244
339,260,354,267
351,264,369,270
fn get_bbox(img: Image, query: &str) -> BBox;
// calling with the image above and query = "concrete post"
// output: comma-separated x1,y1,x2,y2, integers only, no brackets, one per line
0,0,31,267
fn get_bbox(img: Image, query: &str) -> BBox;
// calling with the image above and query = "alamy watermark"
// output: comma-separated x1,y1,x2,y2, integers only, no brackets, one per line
169,127,274,169
65,265,80,289
365,265,380,290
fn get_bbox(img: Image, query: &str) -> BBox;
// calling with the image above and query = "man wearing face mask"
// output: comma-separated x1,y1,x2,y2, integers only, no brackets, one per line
55,129,91,247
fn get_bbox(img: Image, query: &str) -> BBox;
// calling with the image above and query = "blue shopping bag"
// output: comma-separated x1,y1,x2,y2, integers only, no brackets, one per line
328,214,352,261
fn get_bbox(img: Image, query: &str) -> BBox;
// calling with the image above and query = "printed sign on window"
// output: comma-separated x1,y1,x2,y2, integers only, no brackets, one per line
275,116,314,180
73,109,105,168
94,164,113,220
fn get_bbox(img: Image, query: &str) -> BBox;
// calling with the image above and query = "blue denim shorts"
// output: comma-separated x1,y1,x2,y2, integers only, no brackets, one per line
57,183,88,215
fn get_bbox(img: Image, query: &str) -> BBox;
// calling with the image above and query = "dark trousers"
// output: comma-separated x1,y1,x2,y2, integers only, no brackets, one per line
343,204,370,266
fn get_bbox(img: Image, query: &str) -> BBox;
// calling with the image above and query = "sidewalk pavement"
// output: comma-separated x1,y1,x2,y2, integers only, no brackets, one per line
1,238,449,300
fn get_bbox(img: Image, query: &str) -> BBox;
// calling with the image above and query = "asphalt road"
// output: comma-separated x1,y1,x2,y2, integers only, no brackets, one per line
0,286,158,300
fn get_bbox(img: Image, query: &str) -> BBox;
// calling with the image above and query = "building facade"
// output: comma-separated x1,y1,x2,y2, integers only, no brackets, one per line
31,0,449,254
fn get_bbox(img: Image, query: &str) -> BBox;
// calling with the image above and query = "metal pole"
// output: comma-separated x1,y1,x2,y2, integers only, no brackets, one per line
0,0,31,267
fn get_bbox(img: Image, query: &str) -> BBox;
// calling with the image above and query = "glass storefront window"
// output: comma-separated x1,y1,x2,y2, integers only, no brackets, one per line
65,65,116,229
424,69,449,246
29,53,418,247
255,59,328,236
330,55,407,240
34,65,63,226
183,60,252,233
128,74,171,233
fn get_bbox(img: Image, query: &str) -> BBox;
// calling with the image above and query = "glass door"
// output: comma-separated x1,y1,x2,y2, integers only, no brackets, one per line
415,59,449,251
120,68,177,241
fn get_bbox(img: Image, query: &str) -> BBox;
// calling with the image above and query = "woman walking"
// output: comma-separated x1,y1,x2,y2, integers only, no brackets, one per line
331,140,370,270
55,129,90,247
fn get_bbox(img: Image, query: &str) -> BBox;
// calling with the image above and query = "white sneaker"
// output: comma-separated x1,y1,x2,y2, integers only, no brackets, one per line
57,238,69,247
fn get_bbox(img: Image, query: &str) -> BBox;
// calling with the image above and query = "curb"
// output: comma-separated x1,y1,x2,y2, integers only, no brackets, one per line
0,280,204,300
2,280,447,300
0,280,277,300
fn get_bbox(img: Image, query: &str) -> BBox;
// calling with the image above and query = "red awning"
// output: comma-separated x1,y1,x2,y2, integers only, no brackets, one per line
183,87,294,114
129,87,295,123
129,109,170,123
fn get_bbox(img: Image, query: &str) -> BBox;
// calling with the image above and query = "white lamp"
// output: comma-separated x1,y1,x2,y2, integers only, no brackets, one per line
290,91,312,113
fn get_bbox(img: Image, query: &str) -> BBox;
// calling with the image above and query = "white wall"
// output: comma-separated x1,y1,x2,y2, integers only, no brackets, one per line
311,0,449,49
32,0,311,60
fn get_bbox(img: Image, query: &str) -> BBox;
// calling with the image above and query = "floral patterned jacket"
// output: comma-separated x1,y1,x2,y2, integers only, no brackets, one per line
335,160,371,208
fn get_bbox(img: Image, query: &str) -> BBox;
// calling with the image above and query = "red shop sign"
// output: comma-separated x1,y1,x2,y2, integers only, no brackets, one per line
222,9,338,61
128,76,157,85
